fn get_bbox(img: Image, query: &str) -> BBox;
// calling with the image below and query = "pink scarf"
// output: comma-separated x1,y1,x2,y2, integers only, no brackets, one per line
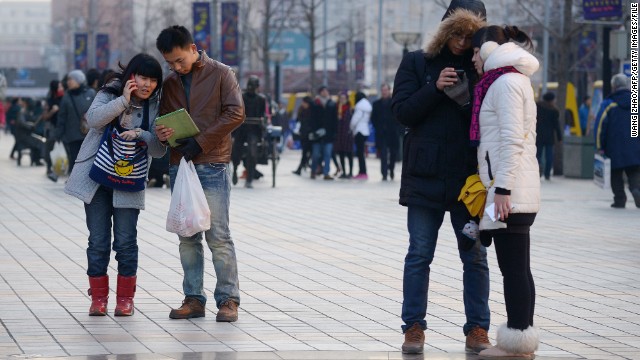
470,66,520,146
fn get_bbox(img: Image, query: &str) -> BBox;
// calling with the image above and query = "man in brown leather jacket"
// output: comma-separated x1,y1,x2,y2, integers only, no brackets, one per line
155,25,244,322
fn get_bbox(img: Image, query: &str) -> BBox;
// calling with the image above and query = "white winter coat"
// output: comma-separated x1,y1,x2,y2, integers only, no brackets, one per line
477,41,540,230
350,98,372,136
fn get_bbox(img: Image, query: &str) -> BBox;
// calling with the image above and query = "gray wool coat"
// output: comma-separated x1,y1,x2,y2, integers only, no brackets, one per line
64,87,166,209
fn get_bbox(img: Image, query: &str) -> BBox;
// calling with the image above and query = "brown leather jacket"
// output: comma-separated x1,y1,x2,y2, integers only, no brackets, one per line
160,51,245,165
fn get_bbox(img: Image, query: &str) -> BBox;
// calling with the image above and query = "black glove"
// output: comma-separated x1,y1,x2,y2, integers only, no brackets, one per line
480,231,493,247
175,137,202,161
443,72,470,106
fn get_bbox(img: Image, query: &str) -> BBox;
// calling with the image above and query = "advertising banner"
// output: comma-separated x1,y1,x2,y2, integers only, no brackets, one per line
221,2,239,66
96,33,110,71
193,2,211,55
74,33,88,70
354,41,365,81
577,30,596,71
336,41,346,74
583,0,622,20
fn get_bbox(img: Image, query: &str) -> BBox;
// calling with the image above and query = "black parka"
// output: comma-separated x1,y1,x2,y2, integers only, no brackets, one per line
391,47,479,210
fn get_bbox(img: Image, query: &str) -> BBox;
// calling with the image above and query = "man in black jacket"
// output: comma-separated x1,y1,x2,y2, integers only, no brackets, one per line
309,86,338,180
371,83,402,181
536,92,562,180
391,0,490,354
232,76,267,188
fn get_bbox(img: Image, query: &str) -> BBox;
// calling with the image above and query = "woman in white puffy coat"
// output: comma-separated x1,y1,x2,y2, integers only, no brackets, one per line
350,91,372,179
470,25,540,358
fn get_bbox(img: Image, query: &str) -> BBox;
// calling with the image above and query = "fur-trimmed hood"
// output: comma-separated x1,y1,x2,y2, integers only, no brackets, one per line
423,9,486,59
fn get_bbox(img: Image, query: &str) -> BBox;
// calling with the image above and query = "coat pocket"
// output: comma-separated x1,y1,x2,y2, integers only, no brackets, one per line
408,141,439,177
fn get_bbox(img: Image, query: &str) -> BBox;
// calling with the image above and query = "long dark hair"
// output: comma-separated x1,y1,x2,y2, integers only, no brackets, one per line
472,25,533,50
47,80,61,101
101,53,163,98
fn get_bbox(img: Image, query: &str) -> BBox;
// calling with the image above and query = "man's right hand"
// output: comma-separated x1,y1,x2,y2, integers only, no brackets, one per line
155,124,174,142
436,67,459,91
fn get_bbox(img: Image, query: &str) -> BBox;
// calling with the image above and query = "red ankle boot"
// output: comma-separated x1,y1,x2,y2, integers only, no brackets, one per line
88,275,109,316
114,275,136,316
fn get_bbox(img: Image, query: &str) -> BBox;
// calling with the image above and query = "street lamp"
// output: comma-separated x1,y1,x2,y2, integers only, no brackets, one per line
391,32,421,56
268,50,289,105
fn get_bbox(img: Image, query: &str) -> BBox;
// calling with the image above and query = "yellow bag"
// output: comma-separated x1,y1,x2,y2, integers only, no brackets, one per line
458,174,487,218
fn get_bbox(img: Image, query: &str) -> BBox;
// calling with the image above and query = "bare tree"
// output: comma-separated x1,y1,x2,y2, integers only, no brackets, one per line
516,0,587,129
244,0,297,97
297,0,344,93
131,0,192,67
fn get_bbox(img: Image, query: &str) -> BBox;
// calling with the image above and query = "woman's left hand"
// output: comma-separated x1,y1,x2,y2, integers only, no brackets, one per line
120,129,139,141
494,194,511,221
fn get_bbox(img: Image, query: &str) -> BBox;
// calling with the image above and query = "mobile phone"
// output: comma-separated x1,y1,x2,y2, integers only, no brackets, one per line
454,69,465,78
130,74,135,82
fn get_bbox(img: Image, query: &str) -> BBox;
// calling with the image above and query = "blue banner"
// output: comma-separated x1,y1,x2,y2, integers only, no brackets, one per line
74,33,88,70
583,0,622,20
193,2,211,56
577,30,597,71
354,41,365,81
336,41,346,73
95,34,110,71
221,2,239,66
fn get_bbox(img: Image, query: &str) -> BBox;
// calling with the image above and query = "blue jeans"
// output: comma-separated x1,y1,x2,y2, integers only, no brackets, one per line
85,186,140,277
169,162,240,308
402,204,490,335
311,142,333,176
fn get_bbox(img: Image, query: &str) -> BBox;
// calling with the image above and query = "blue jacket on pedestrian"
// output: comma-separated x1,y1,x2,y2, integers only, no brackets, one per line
595,89,639,169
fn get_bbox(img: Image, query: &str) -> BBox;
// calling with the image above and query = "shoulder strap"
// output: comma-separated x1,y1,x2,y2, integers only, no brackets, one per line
413,50,427,86
69,95,81,119
142,100,149,131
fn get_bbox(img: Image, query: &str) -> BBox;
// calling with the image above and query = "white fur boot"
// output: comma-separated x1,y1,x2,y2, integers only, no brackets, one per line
478,324,539,358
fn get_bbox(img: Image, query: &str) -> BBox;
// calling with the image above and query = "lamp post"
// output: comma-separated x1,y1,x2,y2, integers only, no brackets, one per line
268,50,289,104
391,32,421,57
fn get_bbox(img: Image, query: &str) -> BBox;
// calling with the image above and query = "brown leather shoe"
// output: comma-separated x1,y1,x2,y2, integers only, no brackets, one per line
169,297,205,319
466,326,492,353
216,300,238,322
402,323,424,354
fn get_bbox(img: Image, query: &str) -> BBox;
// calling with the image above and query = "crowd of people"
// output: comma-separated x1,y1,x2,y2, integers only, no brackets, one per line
290,84,404,181
0,1,637,358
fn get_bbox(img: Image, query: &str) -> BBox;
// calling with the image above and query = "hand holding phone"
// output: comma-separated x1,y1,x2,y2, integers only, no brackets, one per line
124,74,137,102
454,69,465,79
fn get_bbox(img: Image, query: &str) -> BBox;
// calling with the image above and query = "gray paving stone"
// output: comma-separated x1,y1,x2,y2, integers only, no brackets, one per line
0,132,639,359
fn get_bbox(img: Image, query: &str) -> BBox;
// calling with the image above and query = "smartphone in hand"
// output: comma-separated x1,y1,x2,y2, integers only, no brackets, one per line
454,69,465,79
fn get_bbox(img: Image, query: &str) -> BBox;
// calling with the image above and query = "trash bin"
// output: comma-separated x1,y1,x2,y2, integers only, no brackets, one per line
562,135,595,178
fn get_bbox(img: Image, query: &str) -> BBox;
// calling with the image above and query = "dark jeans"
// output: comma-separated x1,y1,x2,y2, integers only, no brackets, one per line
611,165,640,206
536,143,553,179
65,140,83,175
232,128,260,184
338,151,353,176
354,133,367,175
493,232,535,330
378,138,398,179
402,203,490,334
43,137,55,173
295,138,312,172
85,186,140,277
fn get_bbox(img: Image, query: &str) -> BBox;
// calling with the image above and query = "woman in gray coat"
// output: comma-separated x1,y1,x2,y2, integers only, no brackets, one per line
65,53,165,317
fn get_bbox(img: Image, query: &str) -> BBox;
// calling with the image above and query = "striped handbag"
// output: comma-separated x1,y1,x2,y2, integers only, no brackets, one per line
89,123,148,192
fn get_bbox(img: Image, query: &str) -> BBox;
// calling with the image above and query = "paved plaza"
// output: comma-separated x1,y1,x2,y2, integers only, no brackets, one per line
0,132,639,360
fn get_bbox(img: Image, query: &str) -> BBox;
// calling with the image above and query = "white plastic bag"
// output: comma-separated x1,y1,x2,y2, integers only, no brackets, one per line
594,153,611,190
166,158,211,237
51,142,68,176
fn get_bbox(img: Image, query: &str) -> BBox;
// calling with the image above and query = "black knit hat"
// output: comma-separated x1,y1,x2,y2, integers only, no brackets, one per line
542,92,556,102
442,0,487,21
